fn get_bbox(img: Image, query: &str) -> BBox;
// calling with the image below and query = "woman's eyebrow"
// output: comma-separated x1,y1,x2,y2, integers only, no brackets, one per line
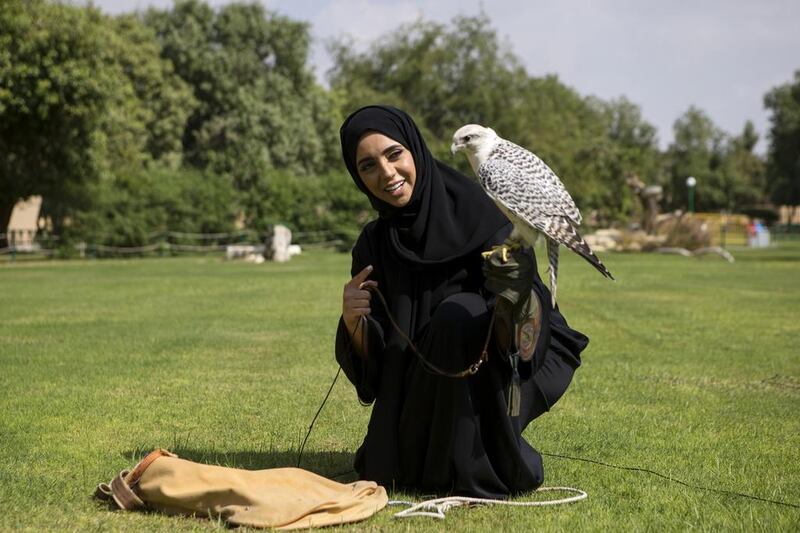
357,144,404,167
382,143,403,154
356,155,374,167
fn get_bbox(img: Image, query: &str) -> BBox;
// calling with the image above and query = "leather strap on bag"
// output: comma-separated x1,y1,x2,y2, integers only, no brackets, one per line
95,449,176,510
110,469,145,510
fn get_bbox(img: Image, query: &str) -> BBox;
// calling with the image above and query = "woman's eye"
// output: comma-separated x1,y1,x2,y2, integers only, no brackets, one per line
359,161,375,172
388,150,402,161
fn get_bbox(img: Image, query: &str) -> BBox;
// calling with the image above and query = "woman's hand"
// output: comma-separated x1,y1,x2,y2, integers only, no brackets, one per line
343,265,378,335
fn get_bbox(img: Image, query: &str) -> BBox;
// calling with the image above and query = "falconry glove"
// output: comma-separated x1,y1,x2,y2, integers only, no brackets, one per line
482,245,544,416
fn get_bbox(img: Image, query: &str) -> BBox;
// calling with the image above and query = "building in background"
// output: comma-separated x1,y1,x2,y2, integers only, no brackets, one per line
6,196,42,251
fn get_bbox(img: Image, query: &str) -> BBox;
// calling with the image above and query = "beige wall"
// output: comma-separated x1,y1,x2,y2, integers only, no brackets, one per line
779,206,800,225
7,196,42,247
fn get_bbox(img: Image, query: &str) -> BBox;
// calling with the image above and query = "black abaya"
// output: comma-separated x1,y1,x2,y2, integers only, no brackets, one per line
335,105,589,498
334,221,589,497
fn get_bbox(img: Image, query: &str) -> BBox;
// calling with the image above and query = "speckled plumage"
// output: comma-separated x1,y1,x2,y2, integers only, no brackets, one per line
451,124,614,306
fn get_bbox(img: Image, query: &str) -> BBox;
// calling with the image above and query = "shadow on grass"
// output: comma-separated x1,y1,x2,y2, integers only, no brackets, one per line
121,448,357,482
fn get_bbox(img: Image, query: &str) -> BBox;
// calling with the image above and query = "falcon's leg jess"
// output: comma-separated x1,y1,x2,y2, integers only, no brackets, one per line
547,239,559,307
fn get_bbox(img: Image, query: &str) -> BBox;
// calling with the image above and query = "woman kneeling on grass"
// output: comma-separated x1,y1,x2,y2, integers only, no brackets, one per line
335,105,588,498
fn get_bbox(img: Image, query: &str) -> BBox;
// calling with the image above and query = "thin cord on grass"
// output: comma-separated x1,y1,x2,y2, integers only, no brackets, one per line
296,366,342,468
541,451,800,509
296,317,362,469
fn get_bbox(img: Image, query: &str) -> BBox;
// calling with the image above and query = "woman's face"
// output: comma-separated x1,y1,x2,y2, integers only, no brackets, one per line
355,132,416,208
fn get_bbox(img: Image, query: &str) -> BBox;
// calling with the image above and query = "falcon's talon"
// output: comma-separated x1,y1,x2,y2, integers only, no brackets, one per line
482,245,509,262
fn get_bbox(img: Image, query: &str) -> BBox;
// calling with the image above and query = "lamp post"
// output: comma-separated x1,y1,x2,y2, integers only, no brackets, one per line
686,176,696,213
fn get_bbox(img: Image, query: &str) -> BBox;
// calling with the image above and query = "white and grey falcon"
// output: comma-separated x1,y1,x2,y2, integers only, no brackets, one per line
451,124,614,306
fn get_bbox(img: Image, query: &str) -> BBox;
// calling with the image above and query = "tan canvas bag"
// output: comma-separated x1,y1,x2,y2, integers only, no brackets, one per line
95,449,388,529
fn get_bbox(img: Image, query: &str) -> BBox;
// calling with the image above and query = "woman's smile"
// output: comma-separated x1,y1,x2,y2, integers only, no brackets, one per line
384,179,406,195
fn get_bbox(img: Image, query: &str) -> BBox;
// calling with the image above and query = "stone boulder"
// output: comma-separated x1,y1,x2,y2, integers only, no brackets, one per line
264,224,293,262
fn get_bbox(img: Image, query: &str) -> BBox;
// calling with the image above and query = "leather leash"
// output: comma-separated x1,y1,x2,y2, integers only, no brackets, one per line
365,286,497,378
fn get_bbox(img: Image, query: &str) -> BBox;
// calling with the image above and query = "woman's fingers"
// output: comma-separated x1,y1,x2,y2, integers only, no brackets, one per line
352,288,372,299
359,280,379,290
349,264,373,286
343,266,377,324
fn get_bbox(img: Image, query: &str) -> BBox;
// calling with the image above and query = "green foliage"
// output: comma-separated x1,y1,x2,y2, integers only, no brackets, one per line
329,13,530,156
0,0,195,232
0,0,115,230
1,0,787,242
328,15,665,224
143,1,340,193
764,69,800,207
720,121,767,209
246,171,371,247
99,15,197,169
571,97,661,224
667,108,767,212
71,166,239,248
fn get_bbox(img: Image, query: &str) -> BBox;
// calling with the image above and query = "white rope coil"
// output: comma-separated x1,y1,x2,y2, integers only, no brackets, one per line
389,486,587,519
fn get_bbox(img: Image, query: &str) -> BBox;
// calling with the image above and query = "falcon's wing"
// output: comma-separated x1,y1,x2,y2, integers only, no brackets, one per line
479,157,614,280
478,157,578,244
492,140,582,225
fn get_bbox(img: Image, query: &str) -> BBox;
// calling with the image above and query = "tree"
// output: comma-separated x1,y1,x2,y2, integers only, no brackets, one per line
719,121,766,210
99,14,196,169
667,108,767,212
764,69,800,209
575,97,661,222
0,1,112,232
666,107,728,211
328,14,644,222
328,13,530,158
143,0,341,226
0,1,195,233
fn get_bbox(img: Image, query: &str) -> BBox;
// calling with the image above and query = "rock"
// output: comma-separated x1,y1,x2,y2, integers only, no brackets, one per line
226,244,261,260
585,234,613,252
264,224,293,262
594,228,623,242
642,234,667,251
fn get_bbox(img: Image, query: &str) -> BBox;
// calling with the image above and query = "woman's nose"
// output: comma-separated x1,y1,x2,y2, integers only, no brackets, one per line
376,159,394,179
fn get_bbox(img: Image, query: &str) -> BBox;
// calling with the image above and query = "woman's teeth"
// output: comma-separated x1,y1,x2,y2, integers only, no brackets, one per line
385,180,404,192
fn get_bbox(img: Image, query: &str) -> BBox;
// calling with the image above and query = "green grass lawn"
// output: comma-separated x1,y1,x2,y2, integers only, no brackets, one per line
1,243,798,531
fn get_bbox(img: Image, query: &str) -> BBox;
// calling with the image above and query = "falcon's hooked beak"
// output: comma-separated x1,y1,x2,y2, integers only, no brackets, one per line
450,142,459,155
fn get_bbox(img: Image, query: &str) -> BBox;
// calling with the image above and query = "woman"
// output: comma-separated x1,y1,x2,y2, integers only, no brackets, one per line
335,105,588,498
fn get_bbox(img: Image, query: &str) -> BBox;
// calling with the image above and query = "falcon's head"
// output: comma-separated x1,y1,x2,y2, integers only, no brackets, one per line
450,124,499,172
450,124,498,154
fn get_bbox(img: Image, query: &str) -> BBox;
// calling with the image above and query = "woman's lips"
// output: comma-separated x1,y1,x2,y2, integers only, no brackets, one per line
384,179,406,196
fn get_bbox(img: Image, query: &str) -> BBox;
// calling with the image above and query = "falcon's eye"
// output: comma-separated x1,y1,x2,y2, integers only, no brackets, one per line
464,135,472,142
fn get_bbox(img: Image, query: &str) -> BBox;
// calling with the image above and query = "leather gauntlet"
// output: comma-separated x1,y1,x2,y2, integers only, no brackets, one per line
482,245,543,363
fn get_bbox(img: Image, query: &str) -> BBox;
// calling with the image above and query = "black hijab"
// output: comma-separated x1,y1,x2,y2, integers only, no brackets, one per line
340,105,508,265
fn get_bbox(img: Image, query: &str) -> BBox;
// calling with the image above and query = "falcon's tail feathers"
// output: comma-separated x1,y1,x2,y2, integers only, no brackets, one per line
573,240,615,281
554,218,615,281
547,238,559,308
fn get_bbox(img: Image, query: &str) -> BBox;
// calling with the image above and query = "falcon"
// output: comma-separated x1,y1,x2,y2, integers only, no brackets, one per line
451,124,613,306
